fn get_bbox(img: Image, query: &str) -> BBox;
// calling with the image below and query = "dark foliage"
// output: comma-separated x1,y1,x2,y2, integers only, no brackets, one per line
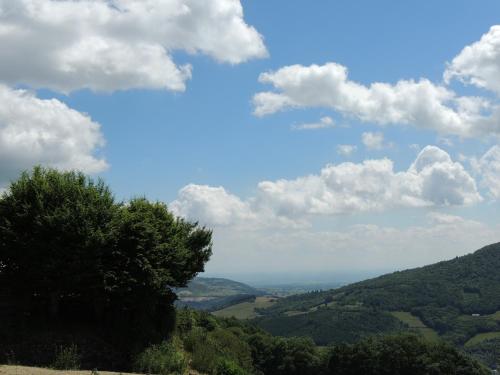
260,243,500,346
0,167,212,369
466,338,500,370
256,307,404,345
327,334,489,375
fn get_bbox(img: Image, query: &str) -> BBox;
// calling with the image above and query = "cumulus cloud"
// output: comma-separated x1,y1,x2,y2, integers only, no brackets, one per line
291,116,335,130
362,131,384,150
337,144,357,156
0,0,267,92
0,85,107,187
444,26,500,94
169,184,302,229
253,62,496,137
171,146,481,228
471,145,500,199
170,184,256,227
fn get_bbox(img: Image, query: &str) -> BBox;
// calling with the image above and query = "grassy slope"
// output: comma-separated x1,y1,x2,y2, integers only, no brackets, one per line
390,311,440,342
465,332,500,347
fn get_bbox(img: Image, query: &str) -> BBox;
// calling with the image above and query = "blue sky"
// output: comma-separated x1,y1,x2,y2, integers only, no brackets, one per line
2,0,500,280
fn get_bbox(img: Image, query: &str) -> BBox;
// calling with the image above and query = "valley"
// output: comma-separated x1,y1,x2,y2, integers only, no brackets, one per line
179,243,500,369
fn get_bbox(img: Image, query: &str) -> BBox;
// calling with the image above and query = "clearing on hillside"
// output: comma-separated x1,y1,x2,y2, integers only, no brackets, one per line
465,331,500,347
390,311,440,342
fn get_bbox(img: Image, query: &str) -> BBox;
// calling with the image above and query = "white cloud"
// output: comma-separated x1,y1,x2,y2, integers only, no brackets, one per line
0,0,267,92
0,84,107,186
172,146,481,228
291,116,335,130
362,131,384,150
445,25,500,94
337,144,357,156
170,184,255,227
169,183,302,229
437,137,454,147
427,212,465,225
206,214,500,274
471,145,500,199
253,62,496,137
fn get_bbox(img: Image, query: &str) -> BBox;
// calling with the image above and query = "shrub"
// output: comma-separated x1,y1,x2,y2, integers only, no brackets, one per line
137,339,187,375
135,340,187,375
52,344,81,370
214,358,248,375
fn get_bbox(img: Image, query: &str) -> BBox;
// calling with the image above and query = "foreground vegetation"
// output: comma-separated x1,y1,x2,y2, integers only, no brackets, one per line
0,366,143,375
1,308,489,374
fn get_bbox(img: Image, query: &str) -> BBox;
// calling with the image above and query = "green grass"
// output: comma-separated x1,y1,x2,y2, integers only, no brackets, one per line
487,311,500,321
284,310,308,317
212,296,276,320
465,331,500,347
391,311,440,342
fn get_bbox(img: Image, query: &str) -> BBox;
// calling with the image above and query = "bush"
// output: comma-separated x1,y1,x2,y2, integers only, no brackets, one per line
182,325,253,374
52,344,81,370
135,340,187,375
190,337,219,373
215,358,248,375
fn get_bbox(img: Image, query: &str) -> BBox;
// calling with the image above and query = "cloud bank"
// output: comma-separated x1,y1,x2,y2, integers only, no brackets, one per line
253,62,495,137
253,25,500,138
0,0,267,92
171,146,482,228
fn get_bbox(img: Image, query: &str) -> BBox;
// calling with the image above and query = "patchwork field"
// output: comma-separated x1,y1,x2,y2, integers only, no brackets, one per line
390,311,440,342
212,296,277,319
465,331,500,347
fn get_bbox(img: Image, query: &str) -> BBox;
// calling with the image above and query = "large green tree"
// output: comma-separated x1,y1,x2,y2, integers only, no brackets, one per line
0,166,212,358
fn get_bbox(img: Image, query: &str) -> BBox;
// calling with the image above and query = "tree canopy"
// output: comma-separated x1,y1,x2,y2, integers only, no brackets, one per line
0,166,212,360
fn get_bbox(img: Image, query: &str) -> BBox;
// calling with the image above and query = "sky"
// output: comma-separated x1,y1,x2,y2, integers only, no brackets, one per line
1,0,500,282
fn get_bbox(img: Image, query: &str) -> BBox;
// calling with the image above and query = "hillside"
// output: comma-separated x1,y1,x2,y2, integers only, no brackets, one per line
254,242,500,365
175,277,265,311
176,277,261,298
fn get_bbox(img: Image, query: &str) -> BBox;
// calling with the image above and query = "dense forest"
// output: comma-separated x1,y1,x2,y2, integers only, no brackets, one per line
254,243,500,368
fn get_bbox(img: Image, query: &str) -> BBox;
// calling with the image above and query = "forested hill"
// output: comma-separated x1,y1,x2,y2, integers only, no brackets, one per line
175,277,265,311
263,242,500,316
256,242,500,353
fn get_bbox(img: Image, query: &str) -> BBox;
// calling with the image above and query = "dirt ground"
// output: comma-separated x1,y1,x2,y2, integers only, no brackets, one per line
0,365,203,375
0,365,141,375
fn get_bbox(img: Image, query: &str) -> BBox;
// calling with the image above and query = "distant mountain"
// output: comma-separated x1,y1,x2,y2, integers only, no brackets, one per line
254,242,500,367
175,277,265,311
177,277,263,298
